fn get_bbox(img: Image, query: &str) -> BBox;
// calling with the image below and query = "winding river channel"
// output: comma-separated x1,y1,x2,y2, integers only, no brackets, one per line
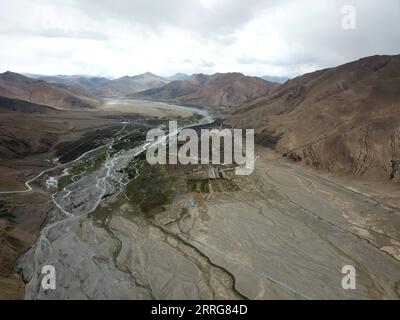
11,101,400,300
16,103,217,299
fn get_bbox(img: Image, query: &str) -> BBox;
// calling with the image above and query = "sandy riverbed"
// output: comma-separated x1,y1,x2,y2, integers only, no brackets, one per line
100,99,193,118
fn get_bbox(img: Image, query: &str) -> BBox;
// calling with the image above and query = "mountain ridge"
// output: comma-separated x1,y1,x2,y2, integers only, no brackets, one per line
91,72,170,97
0,71,101,109
228,54,400,182
132,72,279,109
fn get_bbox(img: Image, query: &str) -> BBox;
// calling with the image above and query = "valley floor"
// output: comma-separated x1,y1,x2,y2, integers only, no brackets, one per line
18,145,400,299
1,100,400,299
0,99,194,299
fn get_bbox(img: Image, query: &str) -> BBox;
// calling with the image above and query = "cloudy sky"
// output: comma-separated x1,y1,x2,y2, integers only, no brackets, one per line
0,0,399,78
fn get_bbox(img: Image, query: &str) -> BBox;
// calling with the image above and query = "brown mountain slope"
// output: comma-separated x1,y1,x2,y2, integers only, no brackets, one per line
0,98,66,160
0,72,101,109
92,72,170,97
37,75,111,91
0,96,60,114
133,73,279,108
227,55,400,182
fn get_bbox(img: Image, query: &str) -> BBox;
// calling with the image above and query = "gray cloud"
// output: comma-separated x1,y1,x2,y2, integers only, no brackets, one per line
77,0,277,37
278,0,400,65
0,0,399,77
198,60,216,68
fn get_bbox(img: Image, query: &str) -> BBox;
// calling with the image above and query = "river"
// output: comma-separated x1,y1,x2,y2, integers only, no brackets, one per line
15,101,400,300
16,102,219,299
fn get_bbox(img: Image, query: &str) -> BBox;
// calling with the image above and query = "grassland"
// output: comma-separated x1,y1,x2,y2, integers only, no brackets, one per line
57,147,108,191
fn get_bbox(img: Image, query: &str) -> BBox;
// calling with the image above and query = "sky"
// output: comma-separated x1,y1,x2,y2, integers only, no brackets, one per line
0,0,399,78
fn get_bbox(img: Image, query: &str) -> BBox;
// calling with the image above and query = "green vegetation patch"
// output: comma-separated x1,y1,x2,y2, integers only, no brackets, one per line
109,130,147,156
125,161,182,217
91,160,182,225
187,179,210,193
177,113,203,127
90,194,125,226
57,147,108,191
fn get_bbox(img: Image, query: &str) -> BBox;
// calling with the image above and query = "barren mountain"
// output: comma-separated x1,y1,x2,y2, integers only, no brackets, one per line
262,75,290,84
133,73,279,108
166,73,189,81
92,72,170,97
0,96,60,114
36,75,111,91
0,98,65,160
0,72,101,109
228,54,400,182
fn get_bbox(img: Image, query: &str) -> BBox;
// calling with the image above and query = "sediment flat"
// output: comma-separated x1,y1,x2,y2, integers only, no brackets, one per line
100,99,193,118
16,118,400,299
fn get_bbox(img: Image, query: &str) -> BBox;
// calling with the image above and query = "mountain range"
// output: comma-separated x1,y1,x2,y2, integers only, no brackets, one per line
25,72,190,98
91,72,170,97
133,72,279,108
262,75,290,84
35,74,111,91
0,72,101,109
2,55,400,183
228,54,400,182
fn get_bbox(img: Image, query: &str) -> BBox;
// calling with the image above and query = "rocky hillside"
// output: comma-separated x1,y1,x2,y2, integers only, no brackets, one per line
228,55,400,183
0,98,67,160
0,72,101,109
92,72,170,97
36,75,111,91
133,73,279,109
